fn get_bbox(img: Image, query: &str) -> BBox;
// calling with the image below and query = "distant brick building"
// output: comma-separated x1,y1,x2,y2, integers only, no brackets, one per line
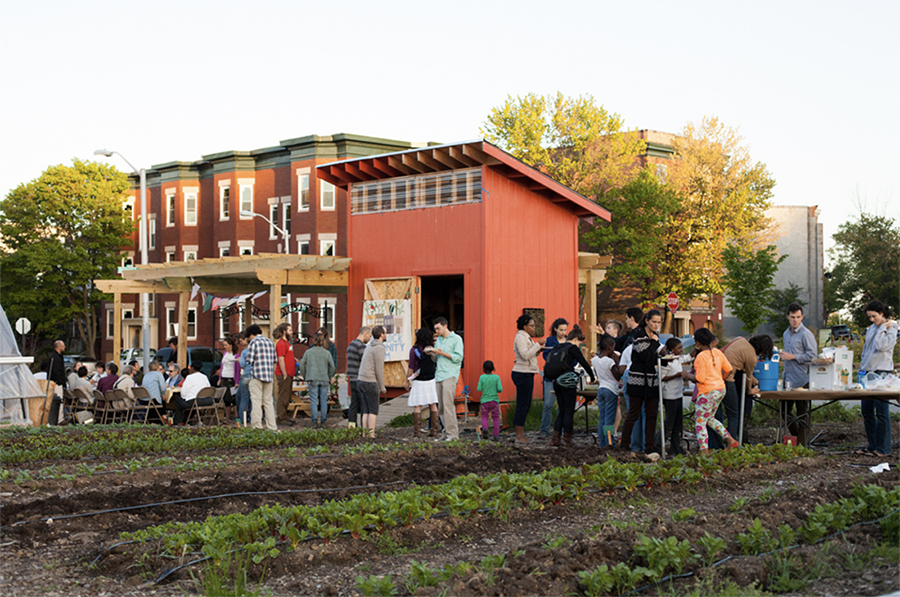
100,134,416,366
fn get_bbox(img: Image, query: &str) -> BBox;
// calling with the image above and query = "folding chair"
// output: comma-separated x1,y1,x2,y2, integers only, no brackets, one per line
72,388,95,424
130,386,165,424
186,387,219,426
60,389,79,424
213,386,230,421
93,389,111,424
105,389,133,424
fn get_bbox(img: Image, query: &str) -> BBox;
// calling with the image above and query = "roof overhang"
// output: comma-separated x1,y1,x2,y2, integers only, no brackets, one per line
316,140,611,221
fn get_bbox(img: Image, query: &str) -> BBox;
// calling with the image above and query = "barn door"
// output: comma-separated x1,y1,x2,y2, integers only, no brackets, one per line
363,277,421,388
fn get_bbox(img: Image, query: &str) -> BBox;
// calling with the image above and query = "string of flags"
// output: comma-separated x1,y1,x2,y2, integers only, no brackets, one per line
190,279,268,313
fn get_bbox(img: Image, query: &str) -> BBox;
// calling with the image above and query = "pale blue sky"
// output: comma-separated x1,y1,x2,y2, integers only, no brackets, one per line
2,0,897,256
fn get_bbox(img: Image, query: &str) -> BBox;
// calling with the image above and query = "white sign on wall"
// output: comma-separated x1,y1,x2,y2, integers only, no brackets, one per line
362,299,412,362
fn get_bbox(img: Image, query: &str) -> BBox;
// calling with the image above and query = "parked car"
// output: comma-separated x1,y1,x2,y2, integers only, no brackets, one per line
62,355,98,371
830,325,852,340
153,346,222,380
120,347,157,369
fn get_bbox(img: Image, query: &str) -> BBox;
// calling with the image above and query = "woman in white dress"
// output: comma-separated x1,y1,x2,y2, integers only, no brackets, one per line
406,327,439,438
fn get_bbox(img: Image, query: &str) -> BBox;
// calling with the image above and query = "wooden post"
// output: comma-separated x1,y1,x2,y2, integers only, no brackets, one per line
269,283,282,337
178,291,189,370
243,298,252,331
585,268,597,352
113,292,122,367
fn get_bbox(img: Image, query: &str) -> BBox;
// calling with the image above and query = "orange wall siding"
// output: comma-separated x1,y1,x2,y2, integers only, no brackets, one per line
481,166,580,400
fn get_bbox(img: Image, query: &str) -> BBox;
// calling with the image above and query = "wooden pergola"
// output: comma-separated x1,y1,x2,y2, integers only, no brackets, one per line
95,254,350,369
579,252,612,351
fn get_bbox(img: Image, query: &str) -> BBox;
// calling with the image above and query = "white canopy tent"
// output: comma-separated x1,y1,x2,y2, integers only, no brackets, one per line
0,303,42,425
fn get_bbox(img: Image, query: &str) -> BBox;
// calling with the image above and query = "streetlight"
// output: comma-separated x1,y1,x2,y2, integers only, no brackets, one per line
240,210,290,254
94,149,150,373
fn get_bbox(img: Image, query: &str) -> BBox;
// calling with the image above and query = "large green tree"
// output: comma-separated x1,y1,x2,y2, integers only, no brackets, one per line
826,211,899,328
0,159,133,358
481,92,646,197
723,243,786,334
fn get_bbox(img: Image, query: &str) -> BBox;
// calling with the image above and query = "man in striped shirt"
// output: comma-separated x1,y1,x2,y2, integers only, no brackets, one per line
244,324,278,431
345,326,372,428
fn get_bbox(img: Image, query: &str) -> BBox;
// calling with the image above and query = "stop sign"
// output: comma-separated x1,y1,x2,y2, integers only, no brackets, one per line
667,292,679,312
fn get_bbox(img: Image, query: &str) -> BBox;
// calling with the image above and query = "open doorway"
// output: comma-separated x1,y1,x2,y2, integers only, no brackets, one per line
420,275,464,341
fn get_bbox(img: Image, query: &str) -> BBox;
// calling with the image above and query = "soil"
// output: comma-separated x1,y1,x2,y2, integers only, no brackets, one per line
1,416,898,597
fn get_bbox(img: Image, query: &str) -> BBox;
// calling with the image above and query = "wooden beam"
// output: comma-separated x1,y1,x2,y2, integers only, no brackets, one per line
462,143,498,165
243,297,252,330
163,277,191,292
256,269,288,285
269,283,282,332
358,161,383,180
372,158,404,178
344,161,375,182
322,166,349,184
432,148,466,169
178,291,189,370
400,153,428,174
284,270,348,286
449,146,479,167
416,151,447,172
283,285,348,295
124,254,311,280
94,279,172,294
585,268,597,353
388,156,416,175
113,292,122,370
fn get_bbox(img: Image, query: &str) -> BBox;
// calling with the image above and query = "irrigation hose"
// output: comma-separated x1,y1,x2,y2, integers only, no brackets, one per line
0,480,413,530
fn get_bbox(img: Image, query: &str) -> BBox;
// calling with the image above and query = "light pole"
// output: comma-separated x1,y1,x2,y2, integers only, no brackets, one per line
94,149,150,373
240,210,290,254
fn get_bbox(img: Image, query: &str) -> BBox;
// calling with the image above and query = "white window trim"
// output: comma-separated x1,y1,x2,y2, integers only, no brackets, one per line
320,180,335,211
165,191,176,227
319,239,335,256
107,309,114,339
220,310,231,339
219,183,231,221
238,179,254,219
296,297,311,336
237,239,254,256
219,247,230,257
187,307,198,340
296,168,310,212
267,198,280,240
318,298,336,340
166,307,176,339
148,215,157,250
183,187,199,227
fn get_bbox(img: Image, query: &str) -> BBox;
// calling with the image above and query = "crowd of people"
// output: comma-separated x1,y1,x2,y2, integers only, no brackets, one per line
496,300,896,457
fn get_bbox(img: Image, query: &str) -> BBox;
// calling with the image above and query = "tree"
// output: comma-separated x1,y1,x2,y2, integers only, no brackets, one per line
766,283,806,338
581,169,680,304
481,92,646,197
827,211,900,328
723,243,787,334
662,117,777,301
0,159,133,358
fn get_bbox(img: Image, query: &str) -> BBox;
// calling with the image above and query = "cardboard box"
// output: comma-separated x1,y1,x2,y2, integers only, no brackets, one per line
809,348,854,390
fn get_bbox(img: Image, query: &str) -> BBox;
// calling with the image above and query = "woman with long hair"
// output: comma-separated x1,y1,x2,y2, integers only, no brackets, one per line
512,314,546,443
858,300,897,456
406,327,440,438
297,332,336,428
618,309,663,454
540,318,568,438
549,325,596,446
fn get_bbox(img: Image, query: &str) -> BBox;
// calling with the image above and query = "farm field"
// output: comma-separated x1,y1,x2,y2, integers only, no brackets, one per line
0,415,897,597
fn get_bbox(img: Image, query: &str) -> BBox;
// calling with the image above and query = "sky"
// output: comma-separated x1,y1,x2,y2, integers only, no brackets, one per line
1,0,897,259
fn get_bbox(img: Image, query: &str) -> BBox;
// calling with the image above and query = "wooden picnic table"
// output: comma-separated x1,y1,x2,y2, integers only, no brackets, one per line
755,389,899,446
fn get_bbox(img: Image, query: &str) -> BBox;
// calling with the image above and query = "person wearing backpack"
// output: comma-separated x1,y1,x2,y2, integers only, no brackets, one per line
405,327,440,438
546,325,596,446
512,314,546,444
618,309,663,455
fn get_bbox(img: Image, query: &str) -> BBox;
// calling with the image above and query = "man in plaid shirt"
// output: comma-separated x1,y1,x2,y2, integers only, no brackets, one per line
244,324,278,431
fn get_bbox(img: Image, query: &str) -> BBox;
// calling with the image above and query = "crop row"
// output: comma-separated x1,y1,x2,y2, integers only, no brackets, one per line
122,444,812,563
0,425,366,466
356,482,899,597
2,439,454,483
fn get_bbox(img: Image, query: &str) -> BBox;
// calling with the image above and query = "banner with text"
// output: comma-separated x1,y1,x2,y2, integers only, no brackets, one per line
362,299,412,362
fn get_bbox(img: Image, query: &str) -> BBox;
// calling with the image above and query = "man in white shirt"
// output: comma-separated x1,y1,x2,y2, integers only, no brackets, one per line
172,362,212,424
